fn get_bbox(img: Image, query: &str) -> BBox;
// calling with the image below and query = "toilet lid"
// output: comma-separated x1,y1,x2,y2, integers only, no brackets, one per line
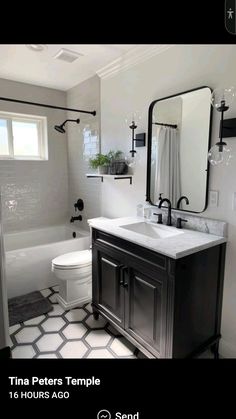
52,250,92,269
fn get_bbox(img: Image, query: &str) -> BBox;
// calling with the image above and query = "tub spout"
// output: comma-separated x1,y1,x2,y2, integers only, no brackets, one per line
70,215,82,223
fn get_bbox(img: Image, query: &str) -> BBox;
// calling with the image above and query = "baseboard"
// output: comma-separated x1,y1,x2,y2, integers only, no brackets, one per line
220,339,236,358
57,294,91,310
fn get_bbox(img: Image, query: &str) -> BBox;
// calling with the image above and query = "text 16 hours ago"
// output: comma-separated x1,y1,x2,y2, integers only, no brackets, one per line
9,391,70,399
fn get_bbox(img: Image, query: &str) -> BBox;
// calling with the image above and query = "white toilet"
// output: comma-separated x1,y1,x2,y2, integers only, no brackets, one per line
51,217,109,310
52,249,92,310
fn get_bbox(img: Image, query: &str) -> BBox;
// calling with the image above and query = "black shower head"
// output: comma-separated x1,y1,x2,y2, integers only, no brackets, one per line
54,118,80,133
54,124,66,133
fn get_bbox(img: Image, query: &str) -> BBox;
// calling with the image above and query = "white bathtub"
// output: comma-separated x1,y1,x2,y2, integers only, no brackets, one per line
4,225,90,298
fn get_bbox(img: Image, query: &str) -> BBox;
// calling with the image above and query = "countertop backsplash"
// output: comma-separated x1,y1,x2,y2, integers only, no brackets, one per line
138,204,228,238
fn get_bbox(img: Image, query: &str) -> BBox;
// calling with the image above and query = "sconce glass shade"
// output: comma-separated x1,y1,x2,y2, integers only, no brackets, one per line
125,110,143,168
125,110,142,126
211,87,235,109
208,144,233,166
125,153,140,168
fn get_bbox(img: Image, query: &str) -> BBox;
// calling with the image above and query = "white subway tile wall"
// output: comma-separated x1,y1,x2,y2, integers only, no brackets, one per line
0,78,69,232
83,126,99,159
67,75,102,230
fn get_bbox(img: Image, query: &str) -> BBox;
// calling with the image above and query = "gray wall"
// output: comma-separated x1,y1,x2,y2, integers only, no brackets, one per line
67,75,101,230
0,78,69,232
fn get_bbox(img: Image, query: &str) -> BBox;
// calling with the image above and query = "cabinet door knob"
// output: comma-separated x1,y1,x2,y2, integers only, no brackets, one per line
120,265,128,287
119,265,124,285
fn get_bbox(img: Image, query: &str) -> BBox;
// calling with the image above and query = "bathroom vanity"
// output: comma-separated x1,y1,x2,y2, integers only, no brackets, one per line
90,217,226,359
90,85,227,358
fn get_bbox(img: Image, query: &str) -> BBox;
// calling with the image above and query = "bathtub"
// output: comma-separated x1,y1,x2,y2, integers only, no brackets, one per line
4,224,90,298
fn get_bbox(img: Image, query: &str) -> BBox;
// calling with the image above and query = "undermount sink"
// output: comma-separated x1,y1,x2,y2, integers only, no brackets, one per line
120,222,184,239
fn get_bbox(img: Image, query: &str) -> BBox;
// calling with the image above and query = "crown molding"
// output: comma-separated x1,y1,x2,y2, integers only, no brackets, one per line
96,45,175,80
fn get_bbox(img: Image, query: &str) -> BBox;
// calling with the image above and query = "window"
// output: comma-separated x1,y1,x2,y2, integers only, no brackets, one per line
0,111,48,160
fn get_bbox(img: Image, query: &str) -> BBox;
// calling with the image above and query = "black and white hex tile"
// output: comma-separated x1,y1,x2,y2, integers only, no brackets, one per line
9,287,138,359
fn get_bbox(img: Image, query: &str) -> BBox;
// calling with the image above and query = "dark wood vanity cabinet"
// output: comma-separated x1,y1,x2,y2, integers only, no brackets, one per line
124,265,166,356
92,228,226,358
94,249,125,328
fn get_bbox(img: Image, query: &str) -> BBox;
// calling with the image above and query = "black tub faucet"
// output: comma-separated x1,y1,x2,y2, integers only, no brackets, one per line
70,215,82,223
176,196,189,209
158,198,172,226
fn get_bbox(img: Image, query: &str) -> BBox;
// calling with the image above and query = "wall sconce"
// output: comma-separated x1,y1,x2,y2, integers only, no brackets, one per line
208,87,236,166
125,111,146,167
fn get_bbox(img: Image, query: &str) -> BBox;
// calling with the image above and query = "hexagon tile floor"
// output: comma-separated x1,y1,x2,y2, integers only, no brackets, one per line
9,286,138,359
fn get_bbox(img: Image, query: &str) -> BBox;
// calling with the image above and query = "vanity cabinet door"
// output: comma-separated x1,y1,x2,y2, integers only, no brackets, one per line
124,264,167,357
93,245,125,328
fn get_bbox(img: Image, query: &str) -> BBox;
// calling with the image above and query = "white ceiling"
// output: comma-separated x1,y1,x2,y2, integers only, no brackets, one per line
0,44,137,91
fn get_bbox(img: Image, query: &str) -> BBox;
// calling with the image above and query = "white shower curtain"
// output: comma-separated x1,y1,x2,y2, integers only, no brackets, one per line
154,126,181,205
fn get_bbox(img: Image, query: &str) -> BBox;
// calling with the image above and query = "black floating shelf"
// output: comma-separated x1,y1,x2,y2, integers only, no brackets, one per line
114,176,132,185
86,174,133,184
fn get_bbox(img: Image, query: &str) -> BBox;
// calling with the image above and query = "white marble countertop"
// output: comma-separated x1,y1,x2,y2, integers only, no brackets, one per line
88,216,227,259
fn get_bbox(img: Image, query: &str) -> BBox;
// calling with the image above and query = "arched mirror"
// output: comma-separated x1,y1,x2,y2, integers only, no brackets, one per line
146,86,212,212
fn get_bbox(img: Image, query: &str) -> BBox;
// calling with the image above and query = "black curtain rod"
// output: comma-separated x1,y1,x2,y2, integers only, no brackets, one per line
153,122,177,129
0,96,96,116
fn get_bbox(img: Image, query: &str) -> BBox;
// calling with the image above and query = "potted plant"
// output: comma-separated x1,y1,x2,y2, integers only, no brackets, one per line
107,150,128,175
89,153,110,174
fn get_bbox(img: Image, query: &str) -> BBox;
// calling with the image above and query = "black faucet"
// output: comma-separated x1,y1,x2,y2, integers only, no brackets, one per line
158,198,172,226
70,215,82,223
176,196,189,209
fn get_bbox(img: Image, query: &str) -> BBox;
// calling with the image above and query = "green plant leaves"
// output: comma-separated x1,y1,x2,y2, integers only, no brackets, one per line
89,150,124,168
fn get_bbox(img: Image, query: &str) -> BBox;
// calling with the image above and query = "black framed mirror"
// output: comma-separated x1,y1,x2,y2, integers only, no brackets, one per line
146,86,212,213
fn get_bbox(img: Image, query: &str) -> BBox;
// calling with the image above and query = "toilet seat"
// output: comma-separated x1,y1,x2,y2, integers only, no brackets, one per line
52,250,92,270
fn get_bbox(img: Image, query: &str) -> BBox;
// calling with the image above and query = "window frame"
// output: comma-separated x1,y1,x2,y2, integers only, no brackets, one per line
0,111,48,161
